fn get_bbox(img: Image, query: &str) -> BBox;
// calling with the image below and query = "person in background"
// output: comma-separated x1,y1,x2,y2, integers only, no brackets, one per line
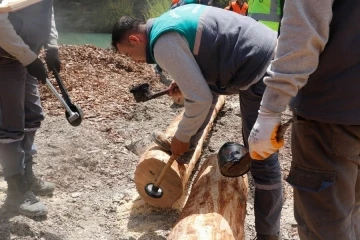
170,0,213,9
112,4,282,239
247,0,284,33
248,0,360,239
0,0,60,217
224,0,248,16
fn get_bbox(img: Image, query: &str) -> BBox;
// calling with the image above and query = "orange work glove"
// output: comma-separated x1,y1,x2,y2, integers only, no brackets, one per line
248,106,284,160
171,136,190,156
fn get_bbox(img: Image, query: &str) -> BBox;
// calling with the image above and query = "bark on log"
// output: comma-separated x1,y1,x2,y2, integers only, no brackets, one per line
134,96,225,208
168,155,248,240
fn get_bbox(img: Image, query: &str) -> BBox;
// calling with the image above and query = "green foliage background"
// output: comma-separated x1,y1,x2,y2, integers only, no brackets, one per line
54,0,229,33
144,0,170,19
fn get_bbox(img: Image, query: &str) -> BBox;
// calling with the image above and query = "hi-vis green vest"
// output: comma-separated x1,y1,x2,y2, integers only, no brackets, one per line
247,0,283,32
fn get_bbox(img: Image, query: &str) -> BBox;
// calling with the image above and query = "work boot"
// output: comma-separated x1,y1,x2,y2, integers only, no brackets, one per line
254,232,282,240
151,131,172,152
5,174,48,217
151,131,194,164
25,161,55,196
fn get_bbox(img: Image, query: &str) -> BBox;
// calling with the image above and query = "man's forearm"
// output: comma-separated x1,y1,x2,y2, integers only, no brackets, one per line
262,0,334,113
0,13,36,65
154,32,213,142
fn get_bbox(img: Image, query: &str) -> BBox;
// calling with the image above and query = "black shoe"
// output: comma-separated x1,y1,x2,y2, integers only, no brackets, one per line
25,161,55,195
150,131,191,164
151,131,171,152
19,191,48,217
5,174,48,217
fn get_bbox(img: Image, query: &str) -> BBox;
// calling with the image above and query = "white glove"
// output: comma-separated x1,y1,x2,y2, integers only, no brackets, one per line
248,106,284,160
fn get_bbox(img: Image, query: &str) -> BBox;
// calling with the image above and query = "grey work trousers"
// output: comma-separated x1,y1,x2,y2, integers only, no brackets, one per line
287,115,360,240
0,56,44,179
240,79,282,236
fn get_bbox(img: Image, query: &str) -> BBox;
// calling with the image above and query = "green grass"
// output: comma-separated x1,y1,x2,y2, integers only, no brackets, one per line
54,0,231,33
55,0,136,33
143,0,170,19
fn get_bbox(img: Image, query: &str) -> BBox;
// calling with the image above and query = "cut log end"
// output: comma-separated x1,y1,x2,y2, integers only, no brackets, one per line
134,148,183,208
134,96,226,208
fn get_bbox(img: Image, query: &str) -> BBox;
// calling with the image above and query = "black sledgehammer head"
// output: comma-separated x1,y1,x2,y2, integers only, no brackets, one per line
218,119,293,178
145,183,163,198
218,142,251,177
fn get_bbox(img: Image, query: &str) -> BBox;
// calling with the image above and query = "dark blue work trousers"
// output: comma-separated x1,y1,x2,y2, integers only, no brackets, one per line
240,79,282,236
0,55,44,179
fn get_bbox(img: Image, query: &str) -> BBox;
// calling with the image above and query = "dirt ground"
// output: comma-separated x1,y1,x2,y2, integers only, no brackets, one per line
0,45,299,240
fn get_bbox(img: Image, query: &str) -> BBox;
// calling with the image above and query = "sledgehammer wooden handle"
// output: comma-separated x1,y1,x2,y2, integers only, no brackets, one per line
150,86,181,100
153,154,178,188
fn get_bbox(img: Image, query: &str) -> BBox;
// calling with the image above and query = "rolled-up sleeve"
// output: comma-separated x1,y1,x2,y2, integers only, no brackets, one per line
0,13,36,65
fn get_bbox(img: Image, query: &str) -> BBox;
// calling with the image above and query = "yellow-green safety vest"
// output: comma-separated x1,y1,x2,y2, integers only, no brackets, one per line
247,0,283,32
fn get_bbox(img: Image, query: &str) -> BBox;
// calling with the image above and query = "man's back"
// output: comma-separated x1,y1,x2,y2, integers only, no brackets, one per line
149,4,277,94
288,0,360,124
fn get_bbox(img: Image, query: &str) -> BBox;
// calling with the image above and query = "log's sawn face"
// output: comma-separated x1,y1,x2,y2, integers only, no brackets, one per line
134,97,226,209
134,113,184,208
134,149,183,208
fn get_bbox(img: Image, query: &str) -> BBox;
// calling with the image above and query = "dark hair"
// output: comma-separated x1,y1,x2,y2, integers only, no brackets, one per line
111,16,144,51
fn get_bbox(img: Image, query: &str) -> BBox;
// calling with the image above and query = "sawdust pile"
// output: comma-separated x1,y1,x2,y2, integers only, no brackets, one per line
39,45,163,121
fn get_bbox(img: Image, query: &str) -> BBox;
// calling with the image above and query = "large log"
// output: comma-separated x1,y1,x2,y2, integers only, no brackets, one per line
168,155,249,240
134,96,226,208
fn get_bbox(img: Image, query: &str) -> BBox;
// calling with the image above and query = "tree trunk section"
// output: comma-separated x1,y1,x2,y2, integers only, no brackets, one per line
168,155,248,240
134,96,225,208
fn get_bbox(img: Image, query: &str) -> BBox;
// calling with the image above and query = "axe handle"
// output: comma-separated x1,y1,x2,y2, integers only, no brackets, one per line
149,88,171,100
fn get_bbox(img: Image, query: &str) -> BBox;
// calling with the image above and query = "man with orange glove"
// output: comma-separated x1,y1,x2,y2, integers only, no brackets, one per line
248,0,360,239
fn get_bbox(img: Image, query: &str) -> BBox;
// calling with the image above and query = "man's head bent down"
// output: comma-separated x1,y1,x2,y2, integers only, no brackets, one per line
111,16,147,62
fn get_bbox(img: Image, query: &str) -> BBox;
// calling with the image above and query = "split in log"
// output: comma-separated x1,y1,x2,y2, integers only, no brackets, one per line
168,155,249,240
134,96,226,208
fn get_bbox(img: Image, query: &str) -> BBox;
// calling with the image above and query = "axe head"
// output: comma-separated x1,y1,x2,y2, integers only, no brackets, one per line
130,83,152,102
